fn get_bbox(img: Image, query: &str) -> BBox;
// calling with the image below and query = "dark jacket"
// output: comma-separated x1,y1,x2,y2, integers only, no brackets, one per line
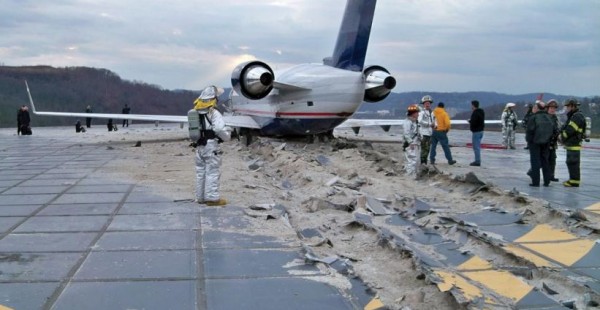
469,108,485,132
561,109,586,150
526,110,555,145
549,114,561,149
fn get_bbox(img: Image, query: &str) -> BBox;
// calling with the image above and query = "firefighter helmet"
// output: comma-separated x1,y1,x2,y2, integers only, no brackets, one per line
547,99,559,108
407,104,420,116
421,95,433,104
563,98,579,107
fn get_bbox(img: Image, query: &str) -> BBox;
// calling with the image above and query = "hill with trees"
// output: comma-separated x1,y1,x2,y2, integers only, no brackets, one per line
1,65,598,134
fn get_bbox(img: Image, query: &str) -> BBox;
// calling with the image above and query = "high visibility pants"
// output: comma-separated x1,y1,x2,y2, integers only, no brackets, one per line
565,150,581,182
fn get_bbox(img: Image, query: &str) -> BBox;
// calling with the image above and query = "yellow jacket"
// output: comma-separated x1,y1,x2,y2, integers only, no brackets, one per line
433,107,451,131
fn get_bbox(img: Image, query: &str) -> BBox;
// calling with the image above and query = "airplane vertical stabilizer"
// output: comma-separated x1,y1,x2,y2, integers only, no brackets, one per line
325,0,377,72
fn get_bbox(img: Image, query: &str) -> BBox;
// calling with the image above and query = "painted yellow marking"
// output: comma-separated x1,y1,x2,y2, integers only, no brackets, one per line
364,297,384,310
514,224,576,243
521,239,595,266
586,202,600,215
0,305,14,310
458,256,533,302
503,244,554,267
434,270,485,302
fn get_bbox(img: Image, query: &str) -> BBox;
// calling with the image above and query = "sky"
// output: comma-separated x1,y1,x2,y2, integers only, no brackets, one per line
1,0,599,96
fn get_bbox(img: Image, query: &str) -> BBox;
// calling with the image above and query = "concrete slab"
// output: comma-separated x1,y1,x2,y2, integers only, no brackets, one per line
52,192,126,204
94,231,196,251
0,194,57,205
0,217,25,234
74,250,197,280
0,232,97,252
203,230,297,249
53,280,197,310
118,202,199,215
0,283,60,310
0,205,40,216
107,214,199,231
206,278,353,310
37,203,119,216
0,252,82,281
203,248,322,278
14,215,110,233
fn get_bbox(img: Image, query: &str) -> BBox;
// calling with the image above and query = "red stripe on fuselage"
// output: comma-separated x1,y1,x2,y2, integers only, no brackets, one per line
232,109,349,118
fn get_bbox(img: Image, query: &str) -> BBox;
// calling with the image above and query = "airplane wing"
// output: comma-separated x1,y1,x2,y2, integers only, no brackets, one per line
337,118,504,134
25,81,187,123
26,80,260,129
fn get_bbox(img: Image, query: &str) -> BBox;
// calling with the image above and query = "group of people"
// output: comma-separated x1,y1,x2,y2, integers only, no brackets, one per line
76,104,130,133
403,95,481,176
17,105,32,135
525,98,587,187
402,95,587,188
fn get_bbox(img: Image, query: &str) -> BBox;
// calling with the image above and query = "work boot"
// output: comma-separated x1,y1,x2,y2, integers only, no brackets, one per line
205,198,227,206
448,160,456,165
563,180,580,187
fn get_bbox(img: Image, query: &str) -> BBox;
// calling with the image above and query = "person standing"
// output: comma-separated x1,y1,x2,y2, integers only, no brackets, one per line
418,95,434,165
430,102,456,165
403,104,421,176
122,104,131,127
526,101,554,187
85,105,92,128
468,100,485,166
561,99,586,187
546,99,561,182
501,102,518,149
522,103,533,149
19,106,32,135
17,106,24,135
191,86,232,206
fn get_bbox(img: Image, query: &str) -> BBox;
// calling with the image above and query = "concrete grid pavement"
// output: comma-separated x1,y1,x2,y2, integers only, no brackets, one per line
1,126,599,309
0,128,363,310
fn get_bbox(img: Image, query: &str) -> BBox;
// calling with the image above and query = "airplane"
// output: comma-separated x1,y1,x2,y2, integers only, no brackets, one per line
25,0,499,142
26,0,398,140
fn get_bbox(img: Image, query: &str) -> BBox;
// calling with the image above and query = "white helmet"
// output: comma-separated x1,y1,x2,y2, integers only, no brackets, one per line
421,95,433,104
505,102,516,109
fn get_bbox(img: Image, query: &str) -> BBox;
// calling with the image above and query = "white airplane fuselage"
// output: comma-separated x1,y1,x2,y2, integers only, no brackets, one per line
229,64,365,136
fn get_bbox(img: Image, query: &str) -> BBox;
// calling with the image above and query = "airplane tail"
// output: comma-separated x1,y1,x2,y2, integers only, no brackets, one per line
324,0,377,72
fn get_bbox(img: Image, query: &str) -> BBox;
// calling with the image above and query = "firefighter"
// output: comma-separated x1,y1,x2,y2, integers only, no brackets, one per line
403,104,421,176
190,86,232,205
561,99,586,187
418,95,434,165
546,99,561,182
501,102,518,149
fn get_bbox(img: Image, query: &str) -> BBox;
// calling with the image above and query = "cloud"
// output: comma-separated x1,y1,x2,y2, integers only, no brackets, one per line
1,0,598,96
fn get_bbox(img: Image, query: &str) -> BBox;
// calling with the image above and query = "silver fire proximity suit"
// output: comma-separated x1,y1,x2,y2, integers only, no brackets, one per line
191,87,231,204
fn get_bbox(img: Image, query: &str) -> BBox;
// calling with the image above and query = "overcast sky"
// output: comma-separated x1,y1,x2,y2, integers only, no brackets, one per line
1,0,599,96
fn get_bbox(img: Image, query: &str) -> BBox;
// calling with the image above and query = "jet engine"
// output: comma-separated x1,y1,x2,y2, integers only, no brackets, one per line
231,60,274,100
362,65,396,103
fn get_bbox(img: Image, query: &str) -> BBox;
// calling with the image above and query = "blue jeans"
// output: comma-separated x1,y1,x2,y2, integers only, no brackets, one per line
472,131,483,163
430,130,453,163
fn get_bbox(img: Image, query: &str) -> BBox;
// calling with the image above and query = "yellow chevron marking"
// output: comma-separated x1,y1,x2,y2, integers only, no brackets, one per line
503,244,554,267
521,239,595,266
364,297,384,310
514,224,576,243
458,256,533,302
586,202,600,215
434,270,486,302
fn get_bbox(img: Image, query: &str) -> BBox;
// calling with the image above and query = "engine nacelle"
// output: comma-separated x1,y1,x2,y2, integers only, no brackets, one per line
231,60,274,100
363,65,396,103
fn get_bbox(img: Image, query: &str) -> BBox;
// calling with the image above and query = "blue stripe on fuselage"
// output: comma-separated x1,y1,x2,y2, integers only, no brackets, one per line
253,116,347,136
326,0,377,72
